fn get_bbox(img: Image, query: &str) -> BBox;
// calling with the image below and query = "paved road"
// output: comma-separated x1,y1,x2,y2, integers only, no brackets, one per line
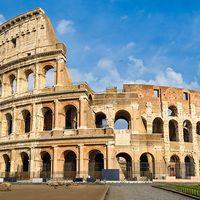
105,184,194,200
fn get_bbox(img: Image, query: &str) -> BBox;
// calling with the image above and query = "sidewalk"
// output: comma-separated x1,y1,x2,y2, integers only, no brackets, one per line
0,184,109,200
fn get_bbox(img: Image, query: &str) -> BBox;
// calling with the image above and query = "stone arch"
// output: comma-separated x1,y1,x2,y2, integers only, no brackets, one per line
63,150,77,179
65,105,77,129
40,151,51,179
169,119,178,141
42,107,53,131
183,120,192,142
168,105,177,116
196,121,200,135
114,110,131,130
116,152,132,180
9,74,17,95
44,65,54,88
140,152,155,180
169,155,180,178
2,154,10,177
25,69,34,91
88,150,104,179
22,110,31,133
5,113,12,135
185,156,195,177
95,112,107,128
152,117,164,133
20,152,30,179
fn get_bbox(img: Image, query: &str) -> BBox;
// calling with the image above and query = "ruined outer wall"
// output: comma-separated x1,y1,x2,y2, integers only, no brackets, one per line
0,8,199,181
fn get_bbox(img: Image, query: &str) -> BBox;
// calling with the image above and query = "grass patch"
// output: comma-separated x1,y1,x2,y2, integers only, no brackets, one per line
159,184,200,197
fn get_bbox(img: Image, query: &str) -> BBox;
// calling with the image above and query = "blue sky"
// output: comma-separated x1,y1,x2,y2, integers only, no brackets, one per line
1,0,200,91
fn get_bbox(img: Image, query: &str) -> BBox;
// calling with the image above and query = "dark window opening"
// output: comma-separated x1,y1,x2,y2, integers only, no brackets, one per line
95,113,107,128
168,105,177,116
11,38,16,48
183,92,189,100
154,89,159,97
43,108,53,131
65,106,77,129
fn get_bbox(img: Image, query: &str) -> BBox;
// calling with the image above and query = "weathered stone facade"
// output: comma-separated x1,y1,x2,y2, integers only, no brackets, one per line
0,8,199,181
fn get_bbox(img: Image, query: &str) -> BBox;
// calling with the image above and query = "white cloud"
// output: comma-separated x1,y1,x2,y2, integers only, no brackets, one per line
97,58,122,88
132,67,200,91
0,14,5,25
127,56,146,78
56,19,75,35
125,41,135,49
120,15,128,20
84,45,91,51
69,68,97,83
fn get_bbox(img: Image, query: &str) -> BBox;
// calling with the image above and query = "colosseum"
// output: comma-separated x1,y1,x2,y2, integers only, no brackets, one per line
0,8,199,182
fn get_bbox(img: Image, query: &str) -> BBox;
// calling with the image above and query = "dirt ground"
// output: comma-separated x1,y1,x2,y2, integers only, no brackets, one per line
0,184,109,200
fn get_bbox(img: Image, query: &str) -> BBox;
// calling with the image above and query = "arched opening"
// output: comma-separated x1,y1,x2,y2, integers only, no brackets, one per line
183,120,192,142
152,117,164,133
43,107,53,131
140,153,155,180
185,156,195,177
9,74,17,95
41,151,51,179
65,105,77,129
114,110,131,130
26,71,34,91
168,105,177,116
95,112,107,128
169,120,178,141
88,150,104,179
22,110,31,133
21,152,29,179
44,66,54,88
3,154,10,178
169,155,180,178
196,122,200,135
63,151,77,179
116,153,132,180
6,113,12,135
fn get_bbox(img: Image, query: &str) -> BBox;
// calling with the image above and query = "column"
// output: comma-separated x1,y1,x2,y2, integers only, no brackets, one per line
131,103,139,133
54,100,60,130
79,96,88,129
12,106,17,134
55,56,71,87
52,145,59,179
31,103,37,136
10,149,16,177
179,121,184,142
106,143,114,169
78,144,85,178
16,69,20,94
146,102,152,134
34,63,39,90
30,147,36,178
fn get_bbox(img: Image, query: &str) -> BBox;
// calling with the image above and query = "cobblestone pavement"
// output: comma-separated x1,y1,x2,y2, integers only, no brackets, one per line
105,184,194,200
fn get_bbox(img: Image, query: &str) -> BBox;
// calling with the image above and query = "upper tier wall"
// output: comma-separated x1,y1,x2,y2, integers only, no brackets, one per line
0,8,58,66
